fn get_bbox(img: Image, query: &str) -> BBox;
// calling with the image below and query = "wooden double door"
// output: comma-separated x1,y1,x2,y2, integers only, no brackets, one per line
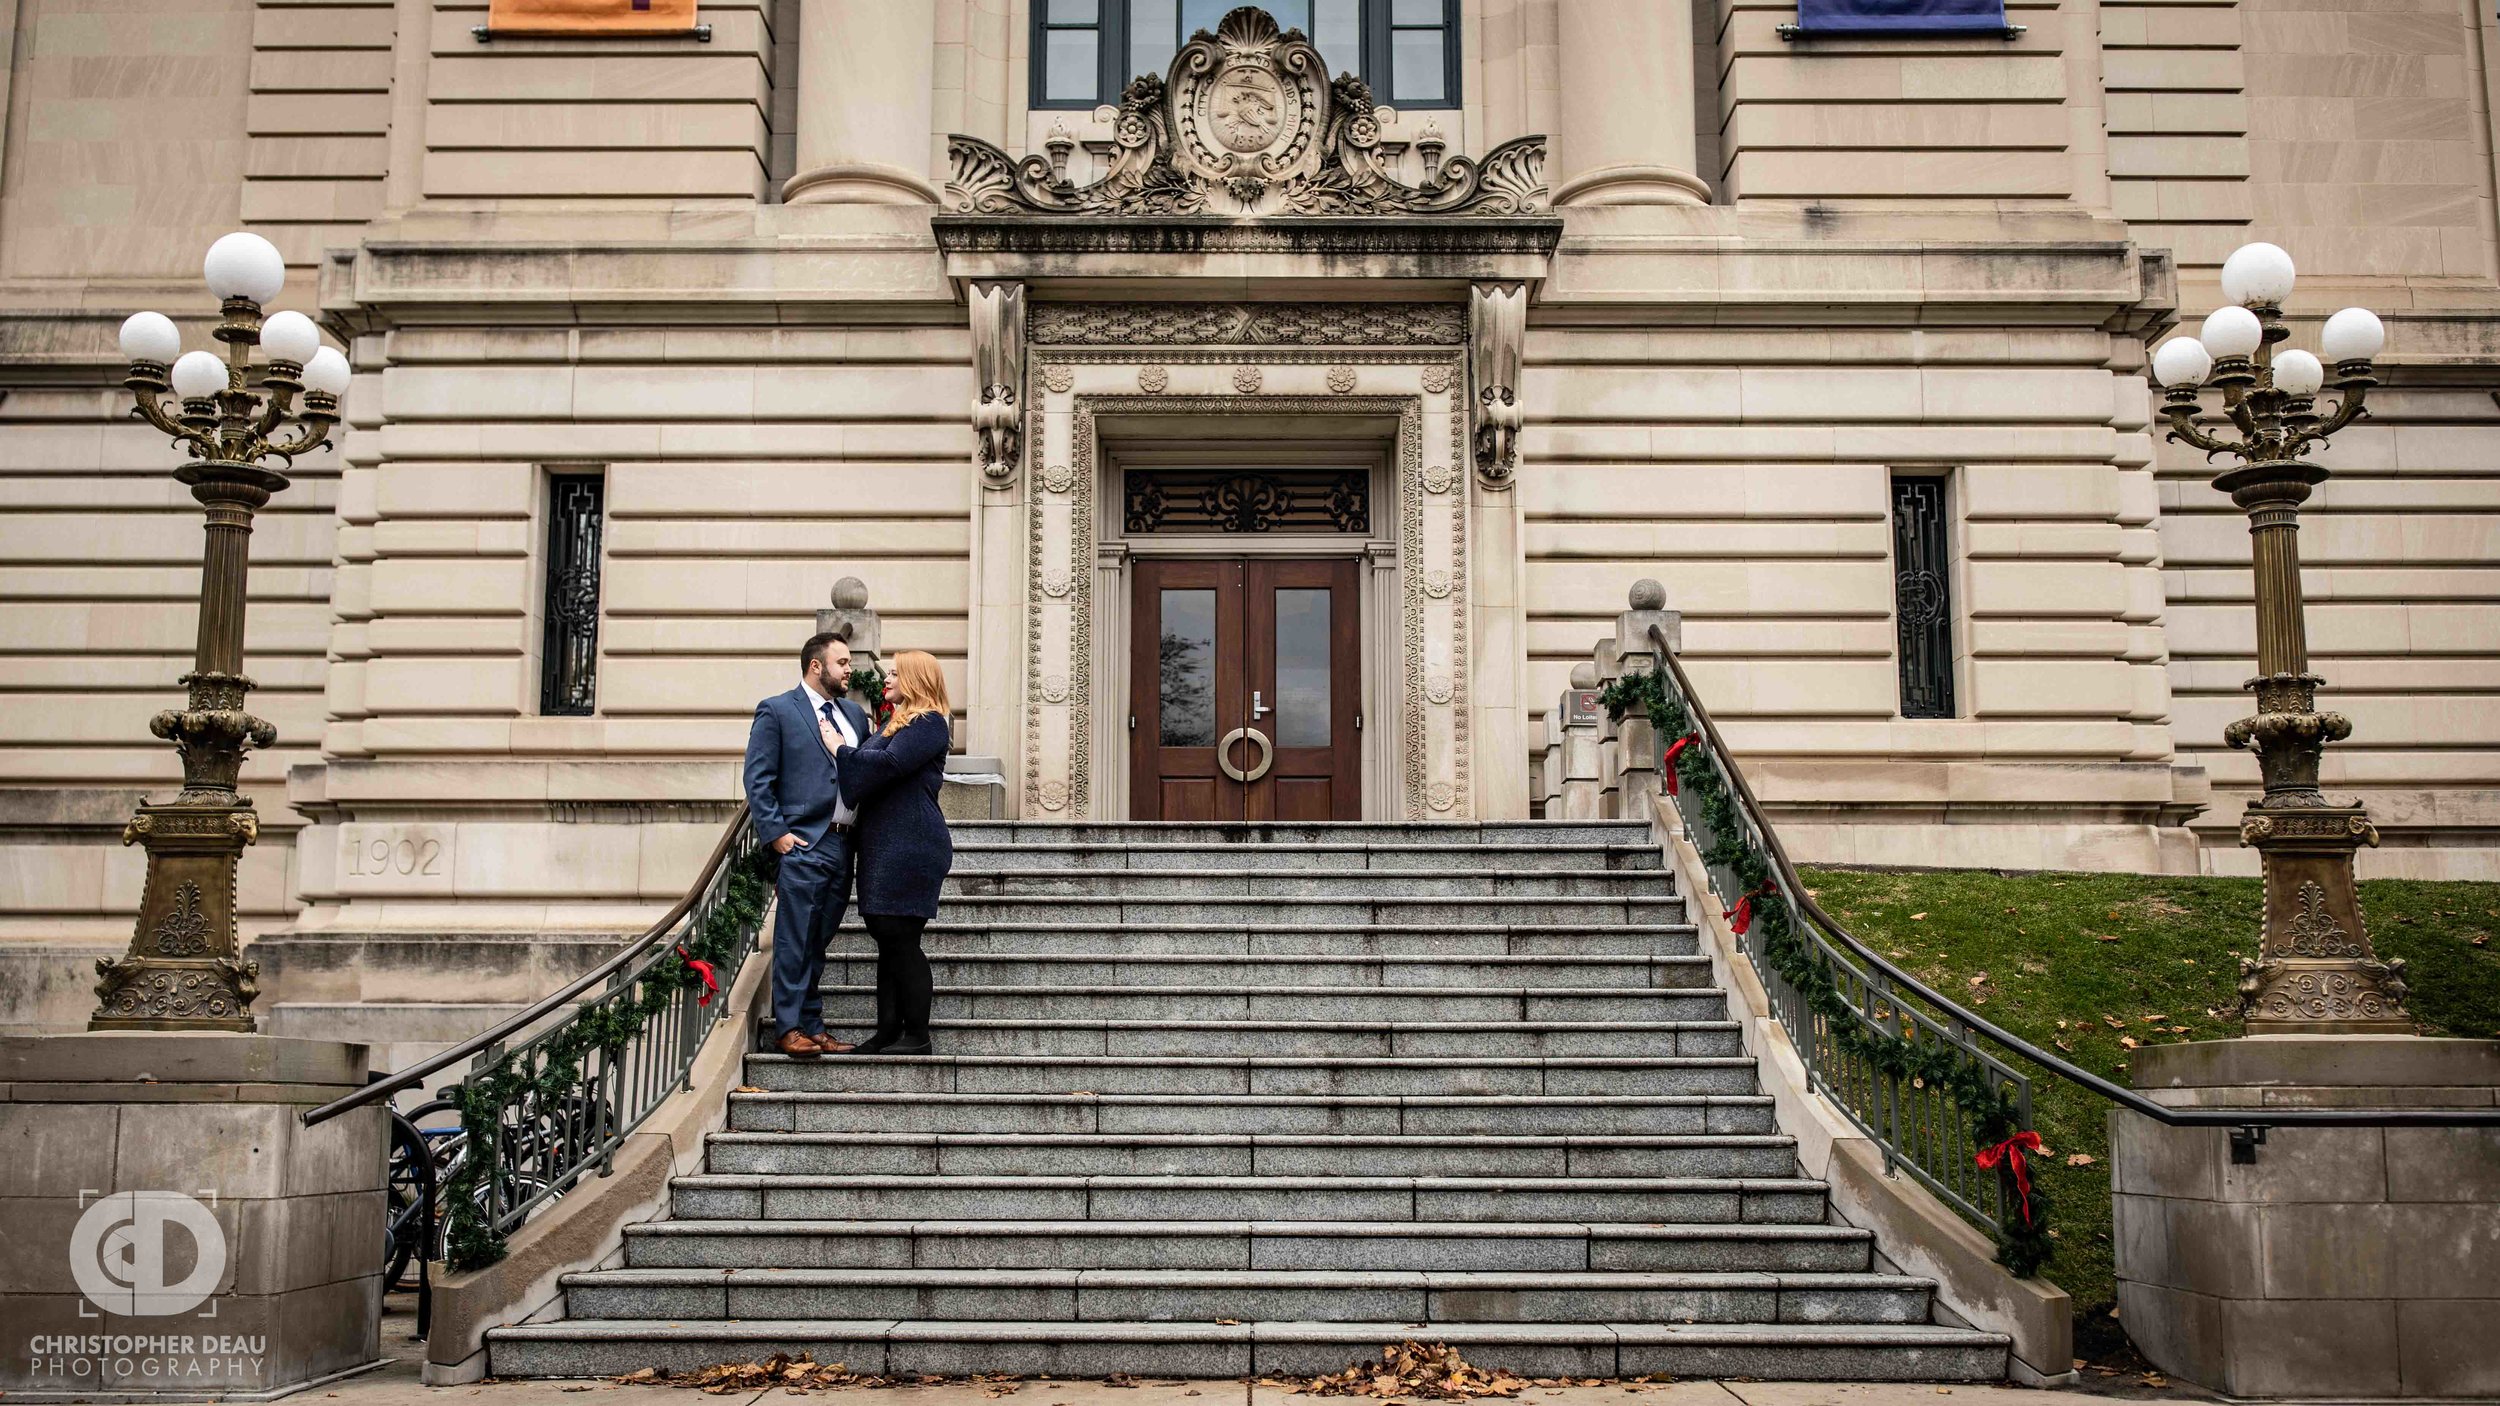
1130,557,1361,821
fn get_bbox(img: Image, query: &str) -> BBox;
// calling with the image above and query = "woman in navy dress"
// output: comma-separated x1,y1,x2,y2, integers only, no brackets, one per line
819,650,954,1054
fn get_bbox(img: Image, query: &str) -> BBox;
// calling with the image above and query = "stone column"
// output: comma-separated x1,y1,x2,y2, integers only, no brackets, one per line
783,0,941,204
1552,0,1711,206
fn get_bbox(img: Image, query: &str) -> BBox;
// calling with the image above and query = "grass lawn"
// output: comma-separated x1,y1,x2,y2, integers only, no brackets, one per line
1793,865,2500,1357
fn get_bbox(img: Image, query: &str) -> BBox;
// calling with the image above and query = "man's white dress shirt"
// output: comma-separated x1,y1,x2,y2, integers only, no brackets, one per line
802,676,861,828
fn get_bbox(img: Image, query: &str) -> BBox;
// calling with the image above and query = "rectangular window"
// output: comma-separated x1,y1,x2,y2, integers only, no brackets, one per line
1889,473,1957,719
1036,0,1456,109
540,471,606,716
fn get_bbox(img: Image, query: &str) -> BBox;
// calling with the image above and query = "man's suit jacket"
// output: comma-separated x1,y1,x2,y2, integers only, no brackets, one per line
743,685,875,848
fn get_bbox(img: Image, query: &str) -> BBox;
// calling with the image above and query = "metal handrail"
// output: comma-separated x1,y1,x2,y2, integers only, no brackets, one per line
1644,622,2500,1155
302,803,756,1128
303,804,774,1274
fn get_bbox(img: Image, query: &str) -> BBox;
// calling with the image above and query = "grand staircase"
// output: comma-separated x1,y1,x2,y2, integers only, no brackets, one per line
487,821,2010,1381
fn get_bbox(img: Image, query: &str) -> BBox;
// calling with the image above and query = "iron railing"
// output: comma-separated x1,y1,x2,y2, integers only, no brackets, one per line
1638,624,2500,1252
304,804,772,1273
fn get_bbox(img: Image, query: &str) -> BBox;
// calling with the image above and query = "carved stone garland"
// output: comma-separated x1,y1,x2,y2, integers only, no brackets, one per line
946,8,1545,219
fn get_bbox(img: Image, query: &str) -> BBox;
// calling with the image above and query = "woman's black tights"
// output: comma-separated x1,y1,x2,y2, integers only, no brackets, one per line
862,913,932,1051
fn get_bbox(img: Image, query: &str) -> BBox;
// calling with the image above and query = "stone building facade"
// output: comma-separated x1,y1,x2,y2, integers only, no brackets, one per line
2,0,2497,1035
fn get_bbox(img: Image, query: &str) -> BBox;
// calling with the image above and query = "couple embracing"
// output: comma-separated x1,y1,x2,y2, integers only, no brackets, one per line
742,632,954,1059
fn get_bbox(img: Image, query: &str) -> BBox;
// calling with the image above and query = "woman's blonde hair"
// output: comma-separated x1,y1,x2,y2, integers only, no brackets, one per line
883,650,951,737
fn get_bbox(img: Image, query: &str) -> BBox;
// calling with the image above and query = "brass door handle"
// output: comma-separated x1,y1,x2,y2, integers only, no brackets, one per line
1217,727,1275,783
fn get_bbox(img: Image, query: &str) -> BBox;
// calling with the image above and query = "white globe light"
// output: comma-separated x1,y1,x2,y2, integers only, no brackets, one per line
258,310,320,366
118,311,181,365
2200,305,2265,359
2221,241,2297,307
2320,306,2385,364
302,346,352,397
170,350,229,400
202,231,286,303
2272,349,2325,397
2152,336,2214,389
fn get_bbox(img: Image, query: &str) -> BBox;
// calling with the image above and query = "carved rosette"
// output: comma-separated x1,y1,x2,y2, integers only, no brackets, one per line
945,8,1545,219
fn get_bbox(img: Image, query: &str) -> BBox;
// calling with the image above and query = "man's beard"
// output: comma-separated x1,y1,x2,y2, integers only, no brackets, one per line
823,665,848,697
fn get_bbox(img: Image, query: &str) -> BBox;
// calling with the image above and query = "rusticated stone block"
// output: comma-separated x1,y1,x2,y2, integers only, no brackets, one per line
2112,1036,2500,1400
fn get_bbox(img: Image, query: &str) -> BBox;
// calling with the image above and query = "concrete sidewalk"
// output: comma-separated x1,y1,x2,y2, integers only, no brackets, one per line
321,1307,2199,1406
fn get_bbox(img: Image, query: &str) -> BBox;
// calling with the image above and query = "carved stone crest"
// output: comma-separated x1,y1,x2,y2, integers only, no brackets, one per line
946,8,1545,218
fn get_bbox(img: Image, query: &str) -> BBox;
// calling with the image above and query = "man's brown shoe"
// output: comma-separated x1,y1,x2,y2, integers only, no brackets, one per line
815,1034,858,1054
776,1030,823,1059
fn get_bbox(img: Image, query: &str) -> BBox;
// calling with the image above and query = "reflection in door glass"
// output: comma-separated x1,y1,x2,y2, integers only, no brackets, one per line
1275,588,1330,747
1159,589,1217,746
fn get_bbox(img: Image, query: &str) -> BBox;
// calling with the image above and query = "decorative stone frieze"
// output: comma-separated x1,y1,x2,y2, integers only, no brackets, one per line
944,9,1545,220
1028,302,1462,347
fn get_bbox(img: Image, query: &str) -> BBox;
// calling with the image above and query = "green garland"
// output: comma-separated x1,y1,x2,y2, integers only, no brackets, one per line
442,846,775,1273
1599,669,2055,1278
849,662,892,727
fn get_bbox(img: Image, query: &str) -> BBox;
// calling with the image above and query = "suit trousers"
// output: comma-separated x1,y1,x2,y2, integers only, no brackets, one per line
769,832,853,1036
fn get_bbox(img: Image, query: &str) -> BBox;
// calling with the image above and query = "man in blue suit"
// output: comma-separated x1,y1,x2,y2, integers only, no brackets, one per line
743,631,876,1057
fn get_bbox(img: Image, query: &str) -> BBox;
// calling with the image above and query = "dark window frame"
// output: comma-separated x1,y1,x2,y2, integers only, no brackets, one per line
1030,0,1461,110
538,470,607,718
1888,471,1959,720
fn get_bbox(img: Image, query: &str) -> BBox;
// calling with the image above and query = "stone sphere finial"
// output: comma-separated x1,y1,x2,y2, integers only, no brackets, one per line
1569,662,1599,689
1629,578,1666,611
830,577,869,610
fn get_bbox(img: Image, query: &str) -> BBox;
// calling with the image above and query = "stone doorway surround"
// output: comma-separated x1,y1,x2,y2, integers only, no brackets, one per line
979,314,1516,822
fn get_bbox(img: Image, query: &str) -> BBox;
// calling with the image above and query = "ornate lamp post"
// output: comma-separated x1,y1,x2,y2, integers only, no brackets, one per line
2152,241,2409,1034
90,231,350,1031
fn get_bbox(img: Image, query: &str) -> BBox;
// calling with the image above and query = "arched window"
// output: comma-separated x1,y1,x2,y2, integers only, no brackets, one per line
1036,0,1458,109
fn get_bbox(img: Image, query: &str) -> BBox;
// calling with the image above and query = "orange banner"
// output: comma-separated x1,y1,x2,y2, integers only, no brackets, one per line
485,0,697,34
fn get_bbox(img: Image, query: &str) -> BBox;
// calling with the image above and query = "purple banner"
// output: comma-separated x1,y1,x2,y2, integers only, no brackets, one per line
1792,0,2012,34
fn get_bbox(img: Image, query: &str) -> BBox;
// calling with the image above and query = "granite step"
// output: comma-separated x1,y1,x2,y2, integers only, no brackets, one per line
893,924,1700,958
700,1132,1800,1179
763,1018,1742,1058
948,822,1654,846
738,1053,1761,1097
664,1174,1834,1225
949,842,1664,872
804,984,1730,1024
617,1219,1883,1274
485,1318,2009,1381
726,1091,1781,1137
556,1267,1935,1326
820,953,1712,991
940,869,1666,898
935,896,1689,925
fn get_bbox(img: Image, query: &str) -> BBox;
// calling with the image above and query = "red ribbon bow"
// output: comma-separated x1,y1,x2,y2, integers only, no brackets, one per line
1974,1130,2044,1226
675,945,718,1007
1661,733,1699,796
1724,881,1777,936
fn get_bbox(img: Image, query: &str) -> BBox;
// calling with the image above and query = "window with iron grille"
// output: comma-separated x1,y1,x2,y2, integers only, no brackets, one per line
1890,474,1957,719
1035,0,1459,109
539,472,606,717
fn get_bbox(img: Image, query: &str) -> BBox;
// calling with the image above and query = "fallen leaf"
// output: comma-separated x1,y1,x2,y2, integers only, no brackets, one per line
2067,1152,2097,1167
1910,912,1928,921
2095,934,2121,943
2119,1036,2140,1050
732,1086,764,1094
1216,1319,1240,1326
2474,935,2490,947
1967,975,1986,988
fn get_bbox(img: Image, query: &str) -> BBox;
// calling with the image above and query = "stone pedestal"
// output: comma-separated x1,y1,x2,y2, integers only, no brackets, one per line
0,1035,387,1401
2110,1036,2500,1400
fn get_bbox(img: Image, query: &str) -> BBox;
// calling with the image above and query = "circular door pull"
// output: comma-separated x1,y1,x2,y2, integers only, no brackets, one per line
1218,727,1275,783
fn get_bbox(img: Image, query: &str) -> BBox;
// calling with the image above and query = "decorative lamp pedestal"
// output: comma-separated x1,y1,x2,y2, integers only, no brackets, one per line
2237,799,2411,1033
0,1034,387,1401
2110,1036,2500,1400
